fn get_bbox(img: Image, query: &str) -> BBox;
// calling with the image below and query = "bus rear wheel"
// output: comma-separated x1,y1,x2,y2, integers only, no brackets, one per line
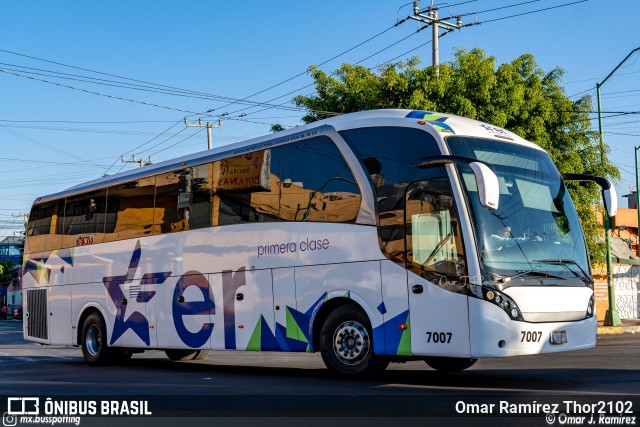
320,304,388,378
424,356,477,372
165,349,210,361
81,313,117,366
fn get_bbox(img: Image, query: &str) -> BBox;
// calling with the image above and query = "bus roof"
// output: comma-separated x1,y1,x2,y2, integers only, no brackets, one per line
33,109,540,204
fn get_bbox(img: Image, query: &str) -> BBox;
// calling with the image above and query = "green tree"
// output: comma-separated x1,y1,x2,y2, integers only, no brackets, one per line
0,260,18,289
294,48,619,263
270,123,285,133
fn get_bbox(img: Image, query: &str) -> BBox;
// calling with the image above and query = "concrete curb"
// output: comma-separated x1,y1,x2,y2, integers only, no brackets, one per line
597,324,640,335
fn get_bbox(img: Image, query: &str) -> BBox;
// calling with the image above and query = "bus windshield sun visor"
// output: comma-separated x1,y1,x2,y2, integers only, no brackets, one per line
415,155,500,210
561,173,617,218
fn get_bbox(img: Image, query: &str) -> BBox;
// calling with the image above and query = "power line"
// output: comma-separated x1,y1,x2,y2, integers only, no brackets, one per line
152,128,205,157
0,125,100,167
0,48,223,100
211,22,400,112
0,57,342,118
0,156,108,166
456,0,542,17
0,122,186,137
0,68,338,118
0,63,321,111
102,119,183,176
221,28,427,119
234,2,589,120
477,0,589,24
0,63,220,101
0,68,201,115
0,119,175,124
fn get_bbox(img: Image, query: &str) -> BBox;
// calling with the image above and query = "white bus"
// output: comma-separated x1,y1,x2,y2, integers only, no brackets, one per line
23,109,616,377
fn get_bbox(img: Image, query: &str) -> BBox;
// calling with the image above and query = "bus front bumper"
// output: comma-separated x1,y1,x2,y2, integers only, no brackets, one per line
468,298,597,358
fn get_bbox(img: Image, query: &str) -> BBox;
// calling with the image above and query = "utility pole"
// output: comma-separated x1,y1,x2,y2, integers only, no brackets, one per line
404,0,463,77
597,46,640,327
11,213,28,237
121,154,152,168
184,117,222,150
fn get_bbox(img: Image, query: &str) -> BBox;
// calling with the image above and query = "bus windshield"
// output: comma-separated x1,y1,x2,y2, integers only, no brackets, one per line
446,136,591,285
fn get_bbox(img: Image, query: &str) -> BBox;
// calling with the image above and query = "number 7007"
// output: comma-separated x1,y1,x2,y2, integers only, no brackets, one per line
426,331,452,343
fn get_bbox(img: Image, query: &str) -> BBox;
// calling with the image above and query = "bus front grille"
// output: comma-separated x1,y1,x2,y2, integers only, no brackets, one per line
26,288,48,340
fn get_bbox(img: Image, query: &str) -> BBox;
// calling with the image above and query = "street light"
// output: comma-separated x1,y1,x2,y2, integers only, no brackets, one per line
597,47,640,327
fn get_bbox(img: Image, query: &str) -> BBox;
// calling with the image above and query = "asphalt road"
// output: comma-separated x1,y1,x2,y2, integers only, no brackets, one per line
2,319,640,426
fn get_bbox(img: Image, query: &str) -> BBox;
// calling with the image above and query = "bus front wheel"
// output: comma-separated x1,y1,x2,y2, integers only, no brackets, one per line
424,356,477,372
320,304,388,378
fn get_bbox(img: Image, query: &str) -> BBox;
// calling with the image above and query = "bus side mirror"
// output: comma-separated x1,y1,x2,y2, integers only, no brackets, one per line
603,180,617,218
561,174,617,219
469,162,500,210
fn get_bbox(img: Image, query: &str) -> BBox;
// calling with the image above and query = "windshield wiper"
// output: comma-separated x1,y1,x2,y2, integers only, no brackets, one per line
532,259,591,283
497,270,566,284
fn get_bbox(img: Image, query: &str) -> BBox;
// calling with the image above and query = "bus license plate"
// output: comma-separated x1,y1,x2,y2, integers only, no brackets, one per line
550,330,568,345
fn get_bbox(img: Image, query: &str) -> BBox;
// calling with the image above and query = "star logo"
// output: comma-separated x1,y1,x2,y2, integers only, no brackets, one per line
103,240,171,346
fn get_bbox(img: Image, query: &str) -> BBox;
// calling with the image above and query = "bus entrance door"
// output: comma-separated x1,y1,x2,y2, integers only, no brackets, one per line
404,178,471,357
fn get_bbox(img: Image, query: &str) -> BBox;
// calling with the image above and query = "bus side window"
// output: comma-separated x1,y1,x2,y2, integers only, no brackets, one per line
213,149,280,225
59,190,108,248
278,136,361,223
104,178,156,242
27,203,54,237
26,201,63,253
154,164,214,233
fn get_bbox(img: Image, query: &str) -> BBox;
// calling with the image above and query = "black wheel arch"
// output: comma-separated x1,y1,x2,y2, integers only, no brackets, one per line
76,306,104,347
312,297,369,353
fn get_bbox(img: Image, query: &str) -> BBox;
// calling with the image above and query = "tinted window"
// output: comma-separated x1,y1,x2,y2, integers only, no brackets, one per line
59,190,109,248
340,127,441,187
278,136,360,223
27,203,55,237
213,150,279,225
26,136,364,251
104,177,156,242
61,193,106,235
26,201,63,253
339,127,442,260
155,164,213,233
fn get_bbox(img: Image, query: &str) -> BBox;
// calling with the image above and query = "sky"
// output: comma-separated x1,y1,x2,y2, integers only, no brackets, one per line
1,0,639,239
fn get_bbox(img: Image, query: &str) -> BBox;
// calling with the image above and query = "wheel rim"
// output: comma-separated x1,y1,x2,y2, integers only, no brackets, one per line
332,320,370,365
86,324,102,356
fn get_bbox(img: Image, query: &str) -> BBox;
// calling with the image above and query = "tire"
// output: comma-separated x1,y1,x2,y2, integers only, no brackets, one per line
165,349,209,361
191,350,210,360
424,356,477,372
81,313,116,366
320,304,389,378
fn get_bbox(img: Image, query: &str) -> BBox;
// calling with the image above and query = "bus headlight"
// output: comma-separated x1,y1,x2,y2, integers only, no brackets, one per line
482,287,523,321
586,295,595,318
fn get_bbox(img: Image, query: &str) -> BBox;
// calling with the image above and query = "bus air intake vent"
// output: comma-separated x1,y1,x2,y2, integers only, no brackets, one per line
27,288,48,340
